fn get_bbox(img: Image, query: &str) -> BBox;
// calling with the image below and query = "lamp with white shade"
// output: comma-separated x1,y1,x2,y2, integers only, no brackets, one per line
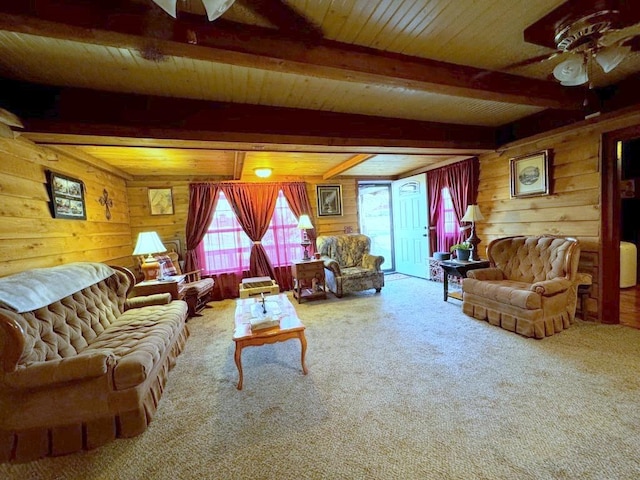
133,231,167,280
297,214,314,261
460,205,485,261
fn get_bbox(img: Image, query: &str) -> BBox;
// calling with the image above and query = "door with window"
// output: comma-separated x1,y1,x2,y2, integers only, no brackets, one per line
358,183,393,271
392,174,429,278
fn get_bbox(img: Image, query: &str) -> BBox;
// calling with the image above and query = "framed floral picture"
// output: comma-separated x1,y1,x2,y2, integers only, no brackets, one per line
148,187,174,215
317,185,343,216
46,170,87,220
510,150,551,198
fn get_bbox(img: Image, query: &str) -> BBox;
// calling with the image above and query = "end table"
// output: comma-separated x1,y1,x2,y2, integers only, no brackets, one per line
439,260,490,301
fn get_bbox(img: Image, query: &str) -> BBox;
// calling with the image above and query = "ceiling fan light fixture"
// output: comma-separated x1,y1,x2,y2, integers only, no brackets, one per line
595,44,631,73
553,57,588,86
151,0,177,17
151,0,235,21
202,0,236,21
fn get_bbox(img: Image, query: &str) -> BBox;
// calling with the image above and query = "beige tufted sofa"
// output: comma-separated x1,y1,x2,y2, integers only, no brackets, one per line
462,236,583,339
0,262,189,462
316,234,385,297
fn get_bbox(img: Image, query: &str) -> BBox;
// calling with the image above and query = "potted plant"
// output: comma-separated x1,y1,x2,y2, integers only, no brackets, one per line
450,242,472,261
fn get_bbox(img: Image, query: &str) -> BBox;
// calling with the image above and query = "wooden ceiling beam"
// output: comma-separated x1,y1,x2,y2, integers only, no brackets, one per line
233,151,246,180
322,154,375,180
1,81,497,150
0,1,584,110
235,0,323,39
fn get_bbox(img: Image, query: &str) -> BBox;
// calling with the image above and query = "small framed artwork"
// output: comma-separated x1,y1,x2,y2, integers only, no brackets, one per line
317,185,343,216
510,150,551,198
148,187,174,215
46,170,87,220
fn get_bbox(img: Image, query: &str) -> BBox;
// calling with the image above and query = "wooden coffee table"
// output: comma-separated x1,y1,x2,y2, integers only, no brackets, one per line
232,294,308,390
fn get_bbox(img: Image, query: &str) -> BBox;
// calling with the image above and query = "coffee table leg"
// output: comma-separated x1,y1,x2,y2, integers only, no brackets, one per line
299,332,308,375
234,343,244,390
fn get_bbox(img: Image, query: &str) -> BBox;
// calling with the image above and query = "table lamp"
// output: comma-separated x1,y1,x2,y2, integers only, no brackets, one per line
460,205,484,261
133,231,167,280
297,214,314,261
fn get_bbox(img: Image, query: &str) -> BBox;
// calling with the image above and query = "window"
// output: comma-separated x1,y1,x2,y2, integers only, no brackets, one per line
198,190,301,275
436,187,459,252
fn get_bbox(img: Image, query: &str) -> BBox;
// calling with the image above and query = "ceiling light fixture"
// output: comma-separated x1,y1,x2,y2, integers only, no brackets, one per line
254,168,272,178
151,0,235,21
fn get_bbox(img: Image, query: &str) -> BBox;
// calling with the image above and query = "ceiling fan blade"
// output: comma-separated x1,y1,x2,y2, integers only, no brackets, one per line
600,22,640,47
499,51,562,71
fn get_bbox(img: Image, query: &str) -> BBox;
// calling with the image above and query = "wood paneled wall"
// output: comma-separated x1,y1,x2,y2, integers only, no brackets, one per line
127,177,360,260
477,134,600,320
476,107,640,322
0,137,132,277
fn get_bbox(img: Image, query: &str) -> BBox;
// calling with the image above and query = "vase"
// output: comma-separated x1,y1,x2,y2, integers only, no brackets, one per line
455,248,471,261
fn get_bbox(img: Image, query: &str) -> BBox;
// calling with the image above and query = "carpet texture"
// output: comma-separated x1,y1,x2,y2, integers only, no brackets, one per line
2,277,640,480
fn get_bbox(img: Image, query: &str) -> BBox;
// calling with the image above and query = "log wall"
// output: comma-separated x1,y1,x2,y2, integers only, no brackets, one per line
127,176,360,259
0,137,132,277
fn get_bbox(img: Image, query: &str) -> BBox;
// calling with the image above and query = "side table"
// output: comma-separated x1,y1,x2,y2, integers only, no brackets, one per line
439,260,490,301
131,275,186,300
291,260,327,303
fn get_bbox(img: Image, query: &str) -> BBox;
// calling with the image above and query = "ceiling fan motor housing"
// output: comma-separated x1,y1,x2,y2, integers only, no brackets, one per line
554,10,619,51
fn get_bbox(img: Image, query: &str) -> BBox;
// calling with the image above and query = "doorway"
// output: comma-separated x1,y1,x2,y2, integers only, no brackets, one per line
602,125,640,324
358,183,394,272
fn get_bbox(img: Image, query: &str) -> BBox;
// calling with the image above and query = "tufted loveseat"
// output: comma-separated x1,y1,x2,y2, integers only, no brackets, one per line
316,234,385,297
0,262,189,462
462,236,583,339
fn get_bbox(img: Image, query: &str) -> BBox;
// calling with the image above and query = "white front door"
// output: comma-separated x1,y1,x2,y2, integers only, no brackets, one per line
392,174,429,278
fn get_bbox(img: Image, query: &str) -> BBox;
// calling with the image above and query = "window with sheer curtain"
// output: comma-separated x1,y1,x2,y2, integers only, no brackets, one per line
436,187,460,252
198,190,301,275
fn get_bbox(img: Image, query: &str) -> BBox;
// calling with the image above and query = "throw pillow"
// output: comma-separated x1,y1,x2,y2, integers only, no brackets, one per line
154,254,178,276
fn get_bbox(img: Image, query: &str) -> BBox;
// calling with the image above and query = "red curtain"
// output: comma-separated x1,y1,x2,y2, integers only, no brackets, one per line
427,170,445,255
427,157,479,254
185,183,219,273
219,182,279,278
280,182,317,256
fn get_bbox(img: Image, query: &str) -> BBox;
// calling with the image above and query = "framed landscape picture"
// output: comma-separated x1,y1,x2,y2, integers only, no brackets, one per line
46,170,87,220
148,187,174,215
510,150,551,198
317,185,343,216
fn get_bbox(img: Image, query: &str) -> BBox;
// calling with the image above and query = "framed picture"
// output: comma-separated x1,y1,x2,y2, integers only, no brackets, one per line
317,185,343,216
148,187,174,215
510,150,551,198
46,170,87,220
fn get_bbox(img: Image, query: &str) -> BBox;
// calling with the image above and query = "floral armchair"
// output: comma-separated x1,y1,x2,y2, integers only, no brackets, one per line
316,234,385,297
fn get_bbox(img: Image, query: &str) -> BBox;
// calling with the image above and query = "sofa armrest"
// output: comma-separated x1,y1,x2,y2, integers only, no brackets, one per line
321,257,341,275
362,253,384,271
530,278,572,296
2,349,115,390
125,293,172,310
466,268,504,281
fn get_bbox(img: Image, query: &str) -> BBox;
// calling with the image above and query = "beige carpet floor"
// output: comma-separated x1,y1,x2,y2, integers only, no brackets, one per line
3,276,640,480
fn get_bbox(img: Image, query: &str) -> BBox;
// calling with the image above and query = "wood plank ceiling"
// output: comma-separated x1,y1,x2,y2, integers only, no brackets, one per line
1,0,640,179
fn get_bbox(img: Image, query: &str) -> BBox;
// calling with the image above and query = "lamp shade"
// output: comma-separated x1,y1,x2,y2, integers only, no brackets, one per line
553,57,588,86
595,44,631,73
297,214,314,230
133,231,167,256
461,205,484,223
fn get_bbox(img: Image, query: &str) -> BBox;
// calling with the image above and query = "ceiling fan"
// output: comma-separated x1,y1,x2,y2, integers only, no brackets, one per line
518,1,640,87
